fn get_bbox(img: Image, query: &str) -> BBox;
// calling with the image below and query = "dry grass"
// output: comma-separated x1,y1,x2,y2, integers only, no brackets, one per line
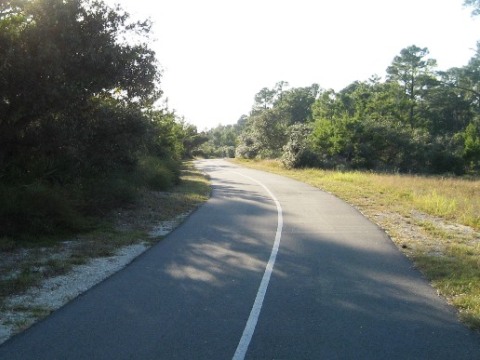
233,159,480,331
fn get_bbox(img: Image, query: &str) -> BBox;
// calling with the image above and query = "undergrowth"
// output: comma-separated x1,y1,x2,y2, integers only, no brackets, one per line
0,156,182,241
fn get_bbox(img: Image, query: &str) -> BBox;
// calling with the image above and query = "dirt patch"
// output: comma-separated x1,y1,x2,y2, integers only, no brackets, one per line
363,207,479,267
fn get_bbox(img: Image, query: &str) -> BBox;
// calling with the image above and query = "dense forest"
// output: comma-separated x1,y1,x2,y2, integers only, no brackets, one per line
201,3,480,175
0,0,207,238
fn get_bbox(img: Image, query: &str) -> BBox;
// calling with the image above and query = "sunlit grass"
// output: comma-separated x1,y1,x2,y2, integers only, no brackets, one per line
235,159,480,230
233,158,480,331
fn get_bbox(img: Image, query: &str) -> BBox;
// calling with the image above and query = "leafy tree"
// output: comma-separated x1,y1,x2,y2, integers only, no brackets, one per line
274,81,289,104
0,0,160,181
179,122,209,158
247,109,287,158
197,124,239,158
417,78,473,135
236,114,248,129
386,45,437,127
0,0,192,238
463,118,480,170
237,83,321,159
146,109,185,160
274,84,319,125
281,123,317,169
234,38,480,174
465,0,480,15
312,90,341,121
309,63,468,173
254,87,276,111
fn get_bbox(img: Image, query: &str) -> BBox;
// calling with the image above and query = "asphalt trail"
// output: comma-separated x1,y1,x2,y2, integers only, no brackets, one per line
0,159,479,359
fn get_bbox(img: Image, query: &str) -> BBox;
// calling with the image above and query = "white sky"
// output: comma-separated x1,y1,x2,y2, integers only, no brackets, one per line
107,0,479,130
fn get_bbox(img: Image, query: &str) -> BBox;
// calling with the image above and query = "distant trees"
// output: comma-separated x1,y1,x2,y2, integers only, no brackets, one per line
217,43,480,175
197,124,239,158
235,83,319,159
386,45,437,128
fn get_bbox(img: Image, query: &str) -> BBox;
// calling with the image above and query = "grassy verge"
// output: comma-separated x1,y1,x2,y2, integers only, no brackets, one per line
0,161,210,306
233,158,480,331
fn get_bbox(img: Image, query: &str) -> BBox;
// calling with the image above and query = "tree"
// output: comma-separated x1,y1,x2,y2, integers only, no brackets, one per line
465,0,480,15
386,45,437,128
178,122,209,158
274,81,289,104
235,108,287,159
274,84,319,125
281,123,316,169
0,0,161,179
463,118,480,170
254,87,276,111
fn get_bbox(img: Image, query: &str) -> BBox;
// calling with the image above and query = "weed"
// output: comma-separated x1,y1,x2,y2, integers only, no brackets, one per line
0,269,42,298
43,259,73,278
137,156,180,191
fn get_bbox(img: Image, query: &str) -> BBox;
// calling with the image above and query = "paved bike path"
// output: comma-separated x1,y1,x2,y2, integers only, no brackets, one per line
0,159,478,359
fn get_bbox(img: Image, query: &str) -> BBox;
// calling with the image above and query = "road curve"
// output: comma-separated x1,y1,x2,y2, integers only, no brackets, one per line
0,159,479,359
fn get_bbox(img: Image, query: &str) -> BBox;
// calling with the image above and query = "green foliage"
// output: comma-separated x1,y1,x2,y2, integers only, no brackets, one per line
281,123,318,169
83,179,137,215
197,123,238,158
146,110,185,160
0,0,159,182
386,45,437,128
0,0,194,240
462,118,480,170
137,156,179,191
235,133,259,159
233,40,480,174
0,182,88,238
273,85,318,125
234,43,479,174
254,87,276,110
180,123,209,158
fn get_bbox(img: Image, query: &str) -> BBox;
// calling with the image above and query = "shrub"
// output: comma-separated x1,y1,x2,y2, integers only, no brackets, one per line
137,156,180,191
282,124,318,169
0,182,87,238
80,175,139,214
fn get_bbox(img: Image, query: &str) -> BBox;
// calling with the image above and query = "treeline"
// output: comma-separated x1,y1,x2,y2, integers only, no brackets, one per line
0,0,206,239
201,43,480,175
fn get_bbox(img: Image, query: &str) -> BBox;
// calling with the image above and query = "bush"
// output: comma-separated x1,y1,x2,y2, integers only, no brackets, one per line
80,175,139,214
282,124,318,169
0,182,87,238
137,156,180,191
0,156,183,239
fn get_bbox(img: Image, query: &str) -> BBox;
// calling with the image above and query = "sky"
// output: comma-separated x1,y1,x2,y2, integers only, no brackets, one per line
106,0,479,130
